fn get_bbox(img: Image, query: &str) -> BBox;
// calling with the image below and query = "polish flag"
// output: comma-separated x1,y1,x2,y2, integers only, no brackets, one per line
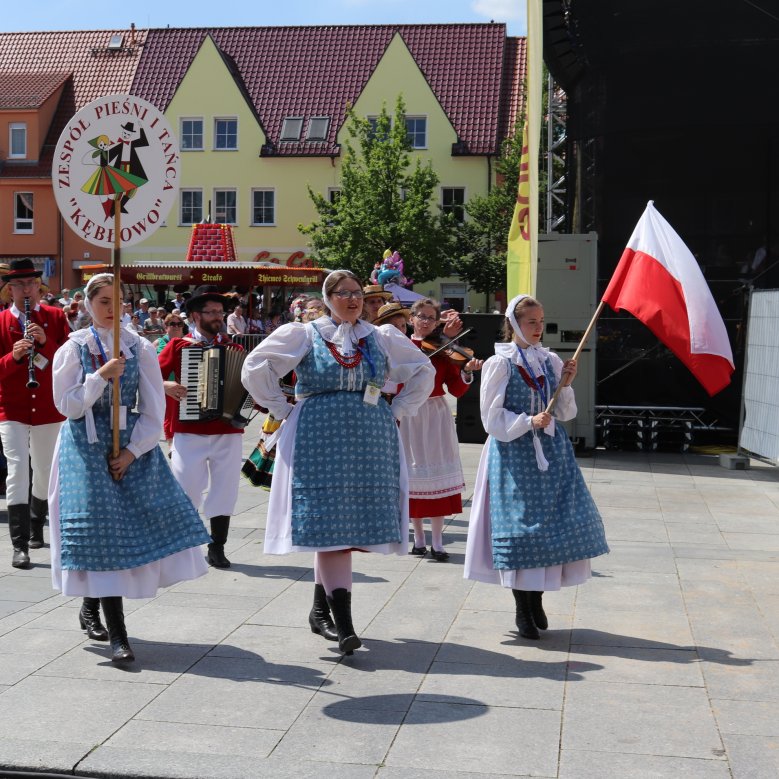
602,201,734,396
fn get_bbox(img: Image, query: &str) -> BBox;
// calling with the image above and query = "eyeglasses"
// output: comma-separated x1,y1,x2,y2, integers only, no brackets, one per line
413,314,438,323
331,290,364,300
9,279,40,289
168,322,184,328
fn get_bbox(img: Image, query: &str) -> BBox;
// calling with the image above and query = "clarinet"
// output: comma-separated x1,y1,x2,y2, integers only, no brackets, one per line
24,297,39,389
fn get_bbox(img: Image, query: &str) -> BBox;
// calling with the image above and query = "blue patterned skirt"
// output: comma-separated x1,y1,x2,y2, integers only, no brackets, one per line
291,391,401,547
57,409,210,571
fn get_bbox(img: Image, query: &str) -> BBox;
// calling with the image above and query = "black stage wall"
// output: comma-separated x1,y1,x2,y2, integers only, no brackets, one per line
544,0,779,432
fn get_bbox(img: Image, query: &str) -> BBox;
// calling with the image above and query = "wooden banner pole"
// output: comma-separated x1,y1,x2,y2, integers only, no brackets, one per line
112,205,122,459
544,300,605,415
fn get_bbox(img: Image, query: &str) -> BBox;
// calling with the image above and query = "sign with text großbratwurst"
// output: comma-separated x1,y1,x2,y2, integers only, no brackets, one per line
52,94,179,248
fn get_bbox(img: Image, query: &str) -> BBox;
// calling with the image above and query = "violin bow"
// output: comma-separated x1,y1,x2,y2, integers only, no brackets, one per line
425,328,473,358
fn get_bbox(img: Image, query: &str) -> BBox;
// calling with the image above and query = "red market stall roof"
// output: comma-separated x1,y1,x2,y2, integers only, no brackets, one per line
81,263,326,288
185,224,238,263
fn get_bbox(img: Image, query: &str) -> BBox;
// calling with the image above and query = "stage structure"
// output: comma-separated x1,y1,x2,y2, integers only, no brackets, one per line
543,0,779,439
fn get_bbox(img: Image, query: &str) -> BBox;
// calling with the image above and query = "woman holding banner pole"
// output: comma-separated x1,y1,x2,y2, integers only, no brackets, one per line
48,273,210,665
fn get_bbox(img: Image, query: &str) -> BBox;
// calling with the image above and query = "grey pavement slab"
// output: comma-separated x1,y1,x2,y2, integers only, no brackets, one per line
1,444,778,777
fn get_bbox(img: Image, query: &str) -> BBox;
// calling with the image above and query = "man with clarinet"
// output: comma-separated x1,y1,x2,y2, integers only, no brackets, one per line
0,259,70,568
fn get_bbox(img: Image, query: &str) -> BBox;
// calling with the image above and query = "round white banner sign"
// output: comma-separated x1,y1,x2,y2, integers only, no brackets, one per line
52,94,179,249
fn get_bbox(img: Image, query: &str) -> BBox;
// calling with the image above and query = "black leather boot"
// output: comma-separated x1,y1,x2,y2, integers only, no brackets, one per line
8,503,31,569
512,589,540,640
207,515,231,568
308,584,338,642
530,591,548,630
29,495,48,549
99,596,135,663
326,588,361,655
79,597,108,641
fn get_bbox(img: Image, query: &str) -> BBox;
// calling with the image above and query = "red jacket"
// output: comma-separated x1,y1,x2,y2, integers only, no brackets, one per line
412,337,473,400
0,304,70,425
158,335,244,436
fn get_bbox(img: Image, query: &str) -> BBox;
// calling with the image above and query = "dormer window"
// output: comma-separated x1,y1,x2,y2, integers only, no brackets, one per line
306,117,330,141
281,117,303,141
9,123,27,159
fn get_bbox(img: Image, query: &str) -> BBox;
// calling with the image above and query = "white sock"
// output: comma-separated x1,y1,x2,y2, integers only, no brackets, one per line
430,516,445,552
411,518,426,548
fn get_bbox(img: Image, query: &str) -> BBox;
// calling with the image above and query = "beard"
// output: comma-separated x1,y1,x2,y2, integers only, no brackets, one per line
197,316,223,337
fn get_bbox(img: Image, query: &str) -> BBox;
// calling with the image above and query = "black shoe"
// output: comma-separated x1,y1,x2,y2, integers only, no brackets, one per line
410,545,427,557
8,504,31,569
207,543,231,569
29,497,47,549
308,584,338,642
512,589,540,640
207,516,231,568
530,591,548,630
429,548,450,562
28,523,45,550
326,588,362,655
12,548,31,569
100,596,135,664
79,597,109,641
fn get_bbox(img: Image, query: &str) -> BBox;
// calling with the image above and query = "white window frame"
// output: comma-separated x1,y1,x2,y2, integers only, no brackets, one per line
14,191,34,233
214,188,238,225
180,117,204,151
280,117,304,141
179,189,203,226
306,117,330,141
213,117,238,151
405,115,428,149
251,188,275,226
9,123,27,159
327,187,341,204
441,186,467,223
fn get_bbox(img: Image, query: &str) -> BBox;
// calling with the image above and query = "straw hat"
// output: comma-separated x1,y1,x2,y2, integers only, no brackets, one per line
362,284,392,301
373,301,411,327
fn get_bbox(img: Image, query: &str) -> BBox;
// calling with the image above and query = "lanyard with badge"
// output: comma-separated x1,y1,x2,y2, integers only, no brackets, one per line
90,326,127,429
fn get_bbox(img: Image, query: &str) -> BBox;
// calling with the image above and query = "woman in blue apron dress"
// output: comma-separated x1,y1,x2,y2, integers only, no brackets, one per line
464,294,609,639
49,274,210,664
242,270,434,654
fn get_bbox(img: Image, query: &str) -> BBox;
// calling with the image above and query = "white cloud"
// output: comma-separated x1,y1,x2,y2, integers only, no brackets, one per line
471,0,526,23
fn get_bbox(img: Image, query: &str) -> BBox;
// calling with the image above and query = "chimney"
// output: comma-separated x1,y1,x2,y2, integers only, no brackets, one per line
130,23,136,46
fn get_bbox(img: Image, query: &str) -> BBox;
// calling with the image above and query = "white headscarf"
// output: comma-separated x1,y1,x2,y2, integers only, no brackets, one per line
505,293,552,470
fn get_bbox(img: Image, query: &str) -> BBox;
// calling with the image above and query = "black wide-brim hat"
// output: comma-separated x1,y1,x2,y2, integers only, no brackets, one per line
1,258,42,282
185,284,237,313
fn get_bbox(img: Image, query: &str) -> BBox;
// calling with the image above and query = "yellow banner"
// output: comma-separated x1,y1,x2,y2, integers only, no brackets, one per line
506,120,532,297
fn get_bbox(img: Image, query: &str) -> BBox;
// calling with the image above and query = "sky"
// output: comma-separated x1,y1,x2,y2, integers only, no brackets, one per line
6,0,526,36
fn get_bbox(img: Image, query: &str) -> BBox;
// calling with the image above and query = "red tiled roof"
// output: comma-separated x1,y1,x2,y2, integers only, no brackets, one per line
0,28,148,177
132,24,523,156
0,71,70,109
498,37,527,141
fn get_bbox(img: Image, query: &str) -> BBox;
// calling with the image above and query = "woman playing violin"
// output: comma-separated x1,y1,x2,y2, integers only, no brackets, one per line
400,298,483,561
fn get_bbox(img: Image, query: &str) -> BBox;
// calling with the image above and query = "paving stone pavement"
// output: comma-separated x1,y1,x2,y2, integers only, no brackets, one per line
1,421,778,778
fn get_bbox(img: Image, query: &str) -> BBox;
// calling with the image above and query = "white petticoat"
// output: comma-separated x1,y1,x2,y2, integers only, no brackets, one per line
399,395,465,499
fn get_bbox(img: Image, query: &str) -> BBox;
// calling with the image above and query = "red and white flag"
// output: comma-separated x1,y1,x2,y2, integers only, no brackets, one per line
602,201,734,396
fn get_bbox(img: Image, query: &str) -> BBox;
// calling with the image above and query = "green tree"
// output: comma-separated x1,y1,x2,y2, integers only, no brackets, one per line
299,96,455,284
452,122,524,304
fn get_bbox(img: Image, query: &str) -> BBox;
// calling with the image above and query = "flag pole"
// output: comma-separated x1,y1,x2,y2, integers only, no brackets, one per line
112,203,122,460
545,300,605,414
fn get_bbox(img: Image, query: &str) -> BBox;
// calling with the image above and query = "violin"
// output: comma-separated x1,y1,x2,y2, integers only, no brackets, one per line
418,328,475,365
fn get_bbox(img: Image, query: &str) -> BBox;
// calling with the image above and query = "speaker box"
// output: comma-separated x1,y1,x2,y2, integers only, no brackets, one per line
456,396,487,444
455,314,504,362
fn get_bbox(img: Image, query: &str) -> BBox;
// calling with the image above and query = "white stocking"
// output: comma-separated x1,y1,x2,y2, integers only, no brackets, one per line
315,550,353,596
430,516,445,552
411,517,426,548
